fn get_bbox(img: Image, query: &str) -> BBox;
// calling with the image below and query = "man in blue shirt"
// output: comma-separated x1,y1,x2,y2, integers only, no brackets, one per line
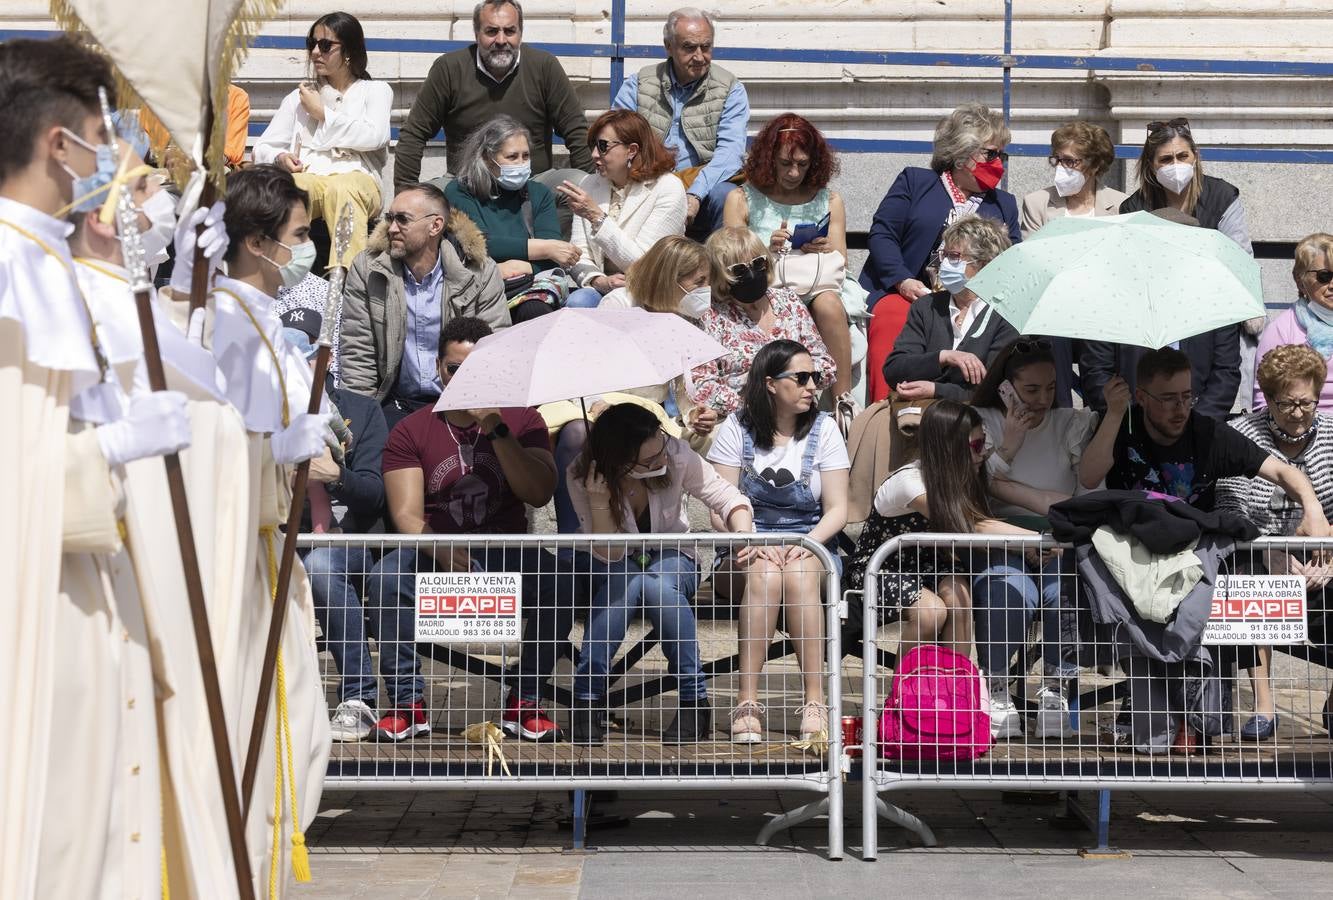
612,7,750,240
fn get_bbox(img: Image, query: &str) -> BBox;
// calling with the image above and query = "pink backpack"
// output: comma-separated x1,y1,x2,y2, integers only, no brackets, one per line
880,644,993,761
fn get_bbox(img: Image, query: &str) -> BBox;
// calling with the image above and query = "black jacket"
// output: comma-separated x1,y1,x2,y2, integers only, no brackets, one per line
1079,324,1241,420
1120,174,1241,232
303,385,388,534
1048,489,1258,554
882,290,1019,401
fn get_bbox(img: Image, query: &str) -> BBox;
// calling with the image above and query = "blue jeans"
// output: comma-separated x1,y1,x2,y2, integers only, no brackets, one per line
575,548,705,702
553,420,590,535
303,545,378,704
368,545,578,707
686,180,740,241
972,552,1077,679
565,286,603,308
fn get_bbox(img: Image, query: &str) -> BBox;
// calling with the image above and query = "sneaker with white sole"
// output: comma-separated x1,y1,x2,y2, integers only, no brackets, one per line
328,699,378,742
988,688,1023,740
1035,686,1076,740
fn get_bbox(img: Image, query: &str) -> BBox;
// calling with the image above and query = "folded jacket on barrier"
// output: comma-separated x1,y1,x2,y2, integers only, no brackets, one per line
1049,491,1260,751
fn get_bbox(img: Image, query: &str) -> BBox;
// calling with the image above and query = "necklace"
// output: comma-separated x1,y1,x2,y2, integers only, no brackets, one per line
442,415,480,475
1268,413,1317,446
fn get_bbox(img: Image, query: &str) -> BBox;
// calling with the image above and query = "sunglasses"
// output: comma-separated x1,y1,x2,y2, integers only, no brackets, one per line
1147,117,1191,137
1308,269,1333,285
444,362,462,376
773,370,824,388
726,255,769,279
1013,338,1052,355
381,211,440,228
977,148,1009,163
592,138,626,155
306,37,342,54
968,437,988,454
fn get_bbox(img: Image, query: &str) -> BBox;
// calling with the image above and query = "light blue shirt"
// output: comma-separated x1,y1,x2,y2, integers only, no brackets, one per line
612,64,750,200
395,253,445,399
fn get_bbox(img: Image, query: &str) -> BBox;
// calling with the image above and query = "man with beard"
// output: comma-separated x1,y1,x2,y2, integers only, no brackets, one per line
392,0,593,194
1079,347,1328,534
340,182,506,429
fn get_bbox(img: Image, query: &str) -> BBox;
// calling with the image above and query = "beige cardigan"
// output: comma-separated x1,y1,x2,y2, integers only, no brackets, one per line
1020,183,1127,239
570,172,687,287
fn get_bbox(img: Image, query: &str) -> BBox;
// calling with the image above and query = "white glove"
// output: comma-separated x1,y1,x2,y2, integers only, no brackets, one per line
169,201,229,296
271,412,339,465
95,390,192,466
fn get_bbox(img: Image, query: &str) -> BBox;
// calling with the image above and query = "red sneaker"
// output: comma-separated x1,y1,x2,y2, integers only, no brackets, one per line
501,693,561,742
373,701,430,742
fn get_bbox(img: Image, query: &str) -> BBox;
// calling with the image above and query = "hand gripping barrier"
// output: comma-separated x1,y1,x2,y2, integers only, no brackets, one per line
859,533,1333,860
295,531,844,858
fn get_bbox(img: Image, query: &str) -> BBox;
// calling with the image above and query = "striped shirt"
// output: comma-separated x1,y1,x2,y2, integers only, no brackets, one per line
1214,411,1333,535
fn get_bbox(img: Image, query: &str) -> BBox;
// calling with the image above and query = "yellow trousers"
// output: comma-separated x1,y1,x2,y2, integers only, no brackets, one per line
293,171,382,269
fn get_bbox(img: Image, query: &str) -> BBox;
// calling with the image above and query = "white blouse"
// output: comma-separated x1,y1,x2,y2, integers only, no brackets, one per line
254,79,392,179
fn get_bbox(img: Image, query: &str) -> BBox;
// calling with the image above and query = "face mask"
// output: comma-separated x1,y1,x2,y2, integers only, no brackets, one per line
730,262,769,303
497,161,531,191
938,257,970,295
1156,162,1194,194
629,464,667,480
971,157,1004,192
136,189,177,264
262,238,317,289
678,283,711,318
59,127,118,213
1053,165,1086,198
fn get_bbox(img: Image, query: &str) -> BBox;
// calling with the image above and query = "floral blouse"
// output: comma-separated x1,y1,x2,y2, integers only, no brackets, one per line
689,286,837,416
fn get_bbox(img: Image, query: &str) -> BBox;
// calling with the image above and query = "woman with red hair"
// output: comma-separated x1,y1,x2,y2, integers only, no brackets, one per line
724,113,867,432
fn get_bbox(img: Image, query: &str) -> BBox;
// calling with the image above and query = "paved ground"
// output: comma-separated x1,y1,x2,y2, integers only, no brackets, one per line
291,786,1333,899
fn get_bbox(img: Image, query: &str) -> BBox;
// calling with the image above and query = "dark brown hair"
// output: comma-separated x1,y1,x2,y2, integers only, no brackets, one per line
918,400,991,533
573,403,670,530
587,109,677,182
222,165,310,263
1135,346,1191,387
1049,120,1116,180
971,337,1056,411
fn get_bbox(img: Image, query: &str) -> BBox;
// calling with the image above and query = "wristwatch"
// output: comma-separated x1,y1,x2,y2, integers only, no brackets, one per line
485,421,511,441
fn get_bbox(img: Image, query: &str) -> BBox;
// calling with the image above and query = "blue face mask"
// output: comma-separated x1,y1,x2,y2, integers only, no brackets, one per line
59,127,118,213
497,161,531,191
938,256,970,295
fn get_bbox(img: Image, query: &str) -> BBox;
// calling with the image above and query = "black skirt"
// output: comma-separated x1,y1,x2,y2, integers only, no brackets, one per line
844,511,965,620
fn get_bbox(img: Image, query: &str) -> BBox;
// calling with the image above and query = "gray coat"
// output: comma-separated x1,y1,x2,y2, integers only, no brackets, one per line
340,211,508,401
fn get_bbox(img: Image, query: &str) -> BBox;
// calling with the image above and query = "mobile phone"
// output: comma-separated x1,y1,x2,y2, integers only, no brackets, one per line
998,380,1027,414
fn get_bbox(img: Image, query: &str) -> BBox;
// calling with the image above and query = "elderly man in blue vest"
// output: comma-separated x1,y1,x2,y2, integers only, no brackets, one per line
612,7,750,240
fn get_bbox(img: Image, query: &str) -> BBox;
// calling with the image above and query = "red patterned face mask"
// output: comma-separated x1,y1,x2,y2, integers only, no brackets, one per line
971,157,1005,191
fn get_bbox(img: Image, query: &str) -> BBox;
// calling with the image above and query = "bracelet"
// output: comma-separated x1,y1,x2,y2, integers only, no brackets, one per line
589,504,611,511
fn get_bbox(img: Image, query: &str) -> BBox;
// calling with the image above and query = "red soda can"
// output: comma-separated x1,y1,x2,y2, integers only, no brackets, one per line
841,716,863,756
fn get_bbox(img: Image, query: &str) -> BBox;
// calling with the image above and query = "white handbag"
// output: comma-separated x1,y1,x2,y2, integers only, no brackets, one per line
775,249,845,298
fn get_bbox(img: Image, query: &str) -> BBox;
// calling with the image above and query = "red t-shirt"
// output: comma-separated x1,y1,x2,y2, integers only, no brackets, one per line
382,406,550,534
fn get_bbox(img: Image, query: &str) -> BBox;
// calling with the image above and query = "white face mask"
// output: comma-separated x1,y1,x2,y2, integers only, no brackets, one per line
1156,162,1195,195
629,465,667,480
1053,165,1086,198
136,189,177,265
677,283,711,318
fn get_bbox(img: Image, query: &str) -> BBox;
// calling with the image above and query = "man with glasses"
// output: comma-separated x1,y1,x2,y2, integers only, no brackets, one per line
611,6,751,239
1079,348,1327,533
341,182,507,428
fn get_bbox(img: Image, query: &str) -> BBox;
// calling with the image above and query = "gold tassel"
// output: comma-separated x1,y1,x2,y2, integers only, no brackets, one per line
289,832,312,883
462,722,512,777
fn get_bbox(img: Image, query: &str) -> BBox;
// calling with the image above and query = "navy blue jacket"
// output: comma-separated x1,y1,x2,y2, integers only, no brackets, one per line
1080,326,1242,421
302,384,388,534
858,166,1022,305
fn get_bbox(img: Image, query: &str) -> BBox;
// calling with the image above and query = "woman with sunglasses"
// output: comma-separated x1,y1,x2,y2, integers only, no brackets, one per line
253,12,391,269
555,109,687,309
860,104,1021,405
883,214,1019,403
707,340,850,742
567,403,756,745
970,337,1102,738
1216,344,1333,740
689,227,836,437
1255,233,1333,412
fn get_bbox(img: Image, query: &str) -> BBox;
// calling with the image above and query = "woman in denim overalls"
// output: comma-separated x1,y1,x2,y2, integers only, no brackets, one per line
709,340,850,743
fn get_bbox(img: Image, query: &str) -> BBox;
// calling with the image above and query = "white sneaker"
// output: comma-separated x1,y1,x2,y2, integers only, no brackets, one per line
1035,686,1076,740
988,689,1023,740
329,699,377,742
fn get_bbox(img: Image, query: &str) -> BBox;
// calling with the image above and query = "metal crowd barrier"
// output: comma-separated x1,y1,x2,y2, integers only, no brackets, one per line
858,533,1333,860
295,531,845,858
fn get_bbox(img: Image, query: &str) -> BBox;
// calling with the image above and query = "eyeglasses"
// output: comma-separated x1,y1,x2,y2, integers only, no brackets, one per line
1141,390,1198,409
968,437,988,454
306,37,342,54
1047,155,1084,169
1306,269,1333,285
634,430,670,468
726,255,769,279
1013,338,1052,355
592,138,626,155
936,249,977,265
381,211,440,228
772,370,824,388
1147,117,1191,137
1273,398,1318,414
975,148,1009,163
444,363,462,376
